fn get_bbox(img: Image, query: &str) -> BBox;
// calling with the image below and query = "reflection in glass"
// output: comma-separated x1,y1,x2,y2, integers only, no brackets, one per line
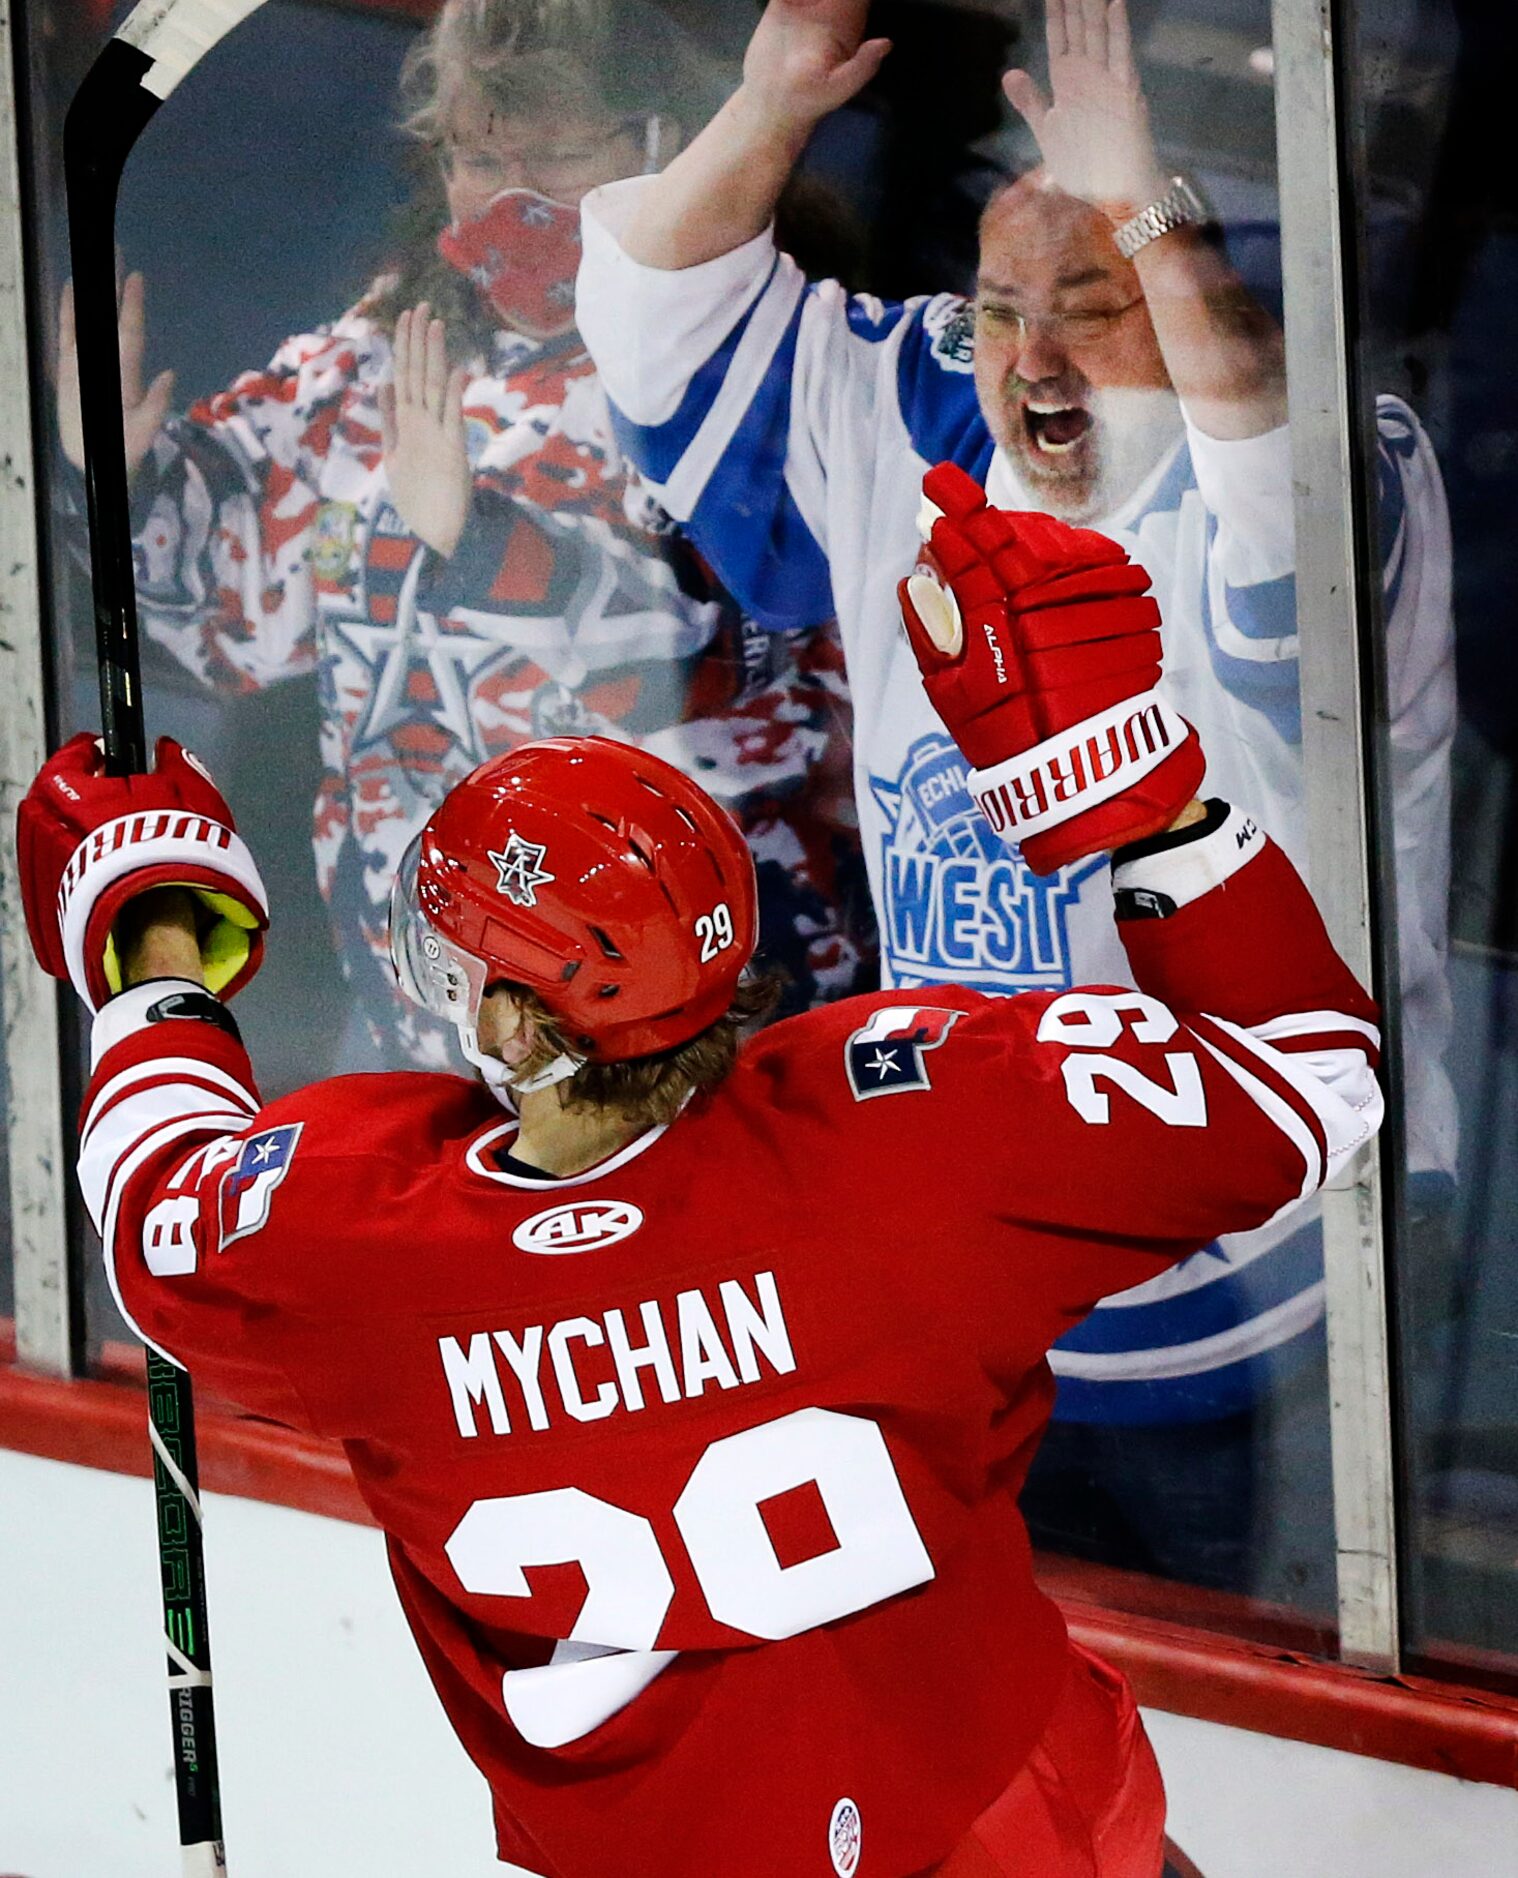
1350,0,1518,1688
20,0,875,1355
15,0,1475,1663
570,0,1421,1636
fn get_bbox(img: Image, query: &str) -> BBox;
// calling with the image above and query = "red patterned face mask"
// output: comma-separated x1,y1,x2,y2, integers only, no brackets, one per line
437,188,582,340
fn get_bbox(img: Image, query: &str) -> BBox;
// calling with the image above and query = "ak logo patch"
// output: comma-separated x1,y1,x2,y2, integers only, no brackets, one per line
845,1006,963,1099
512,1199,644,1255
218,1123,303,1250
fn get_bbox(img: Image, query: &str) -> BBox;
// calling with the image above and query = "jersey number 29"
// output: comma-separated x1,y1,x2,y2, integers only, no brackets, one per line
1038,990,1208,1127
444,1406,932,1748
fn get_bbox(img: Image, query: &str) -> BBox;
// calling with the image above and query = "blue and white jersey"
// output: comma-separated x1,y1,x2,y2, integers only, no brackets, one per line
578,178,1456,1423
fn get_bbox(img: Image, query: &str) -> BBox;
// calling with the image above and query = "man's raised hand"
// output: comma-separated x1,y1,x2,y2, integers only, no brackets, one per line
610,0,888,270
56,271,175,479
740,0,891,139
1002,0,1166,213
378,302,472,560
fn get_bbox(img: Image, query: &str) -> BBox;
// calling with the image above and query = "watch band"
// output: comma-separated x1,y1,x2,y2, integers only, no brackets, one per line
1111,176,1208,259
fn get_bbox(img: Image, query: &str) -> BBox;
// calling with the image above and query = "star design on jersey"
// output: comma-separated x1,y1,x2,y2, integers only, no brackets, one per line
490,831,555,907
845,1006,963,1100
333,604,508,761
218,1123,303,1251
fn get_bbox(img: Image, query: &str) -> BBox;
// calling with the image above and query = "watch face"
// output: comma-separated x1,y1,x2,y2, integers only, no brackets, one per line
1173,176,1209,222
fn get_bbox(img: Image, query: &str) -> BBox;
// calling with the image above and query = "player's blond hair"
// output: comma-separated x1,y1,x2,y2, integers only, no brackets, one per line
506,969,783,1127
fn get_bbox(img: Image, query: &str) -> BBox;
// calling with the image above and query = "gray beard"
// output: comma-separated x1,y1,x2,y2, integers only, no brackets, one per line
987,386,1186,527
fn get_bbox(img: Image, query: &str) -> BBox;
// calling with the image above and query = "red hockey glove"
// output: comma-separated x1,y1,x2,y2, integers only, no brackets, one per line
17,733,269,1011
898,462,1206,874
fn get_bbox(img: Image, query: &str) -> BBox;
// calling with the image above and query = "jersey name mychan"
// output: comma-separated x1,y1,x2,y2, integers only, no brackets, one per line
439,1270,796,1439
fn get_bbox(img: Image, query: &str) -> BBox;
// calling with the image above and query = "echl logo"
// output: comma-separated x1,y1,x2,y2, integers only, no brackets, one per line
844,1005,963,1100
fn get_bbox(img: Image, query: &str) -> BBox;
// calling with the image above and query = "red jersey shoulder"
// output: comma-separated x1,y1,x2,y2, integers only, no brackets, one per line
251,1069,494,1162
200,1069,495,1268
731,985,1027,1115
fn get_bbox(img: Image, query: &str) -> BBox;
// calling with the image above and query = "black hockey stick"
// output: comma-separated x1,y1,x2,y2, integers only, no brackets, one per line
63,4,268,1870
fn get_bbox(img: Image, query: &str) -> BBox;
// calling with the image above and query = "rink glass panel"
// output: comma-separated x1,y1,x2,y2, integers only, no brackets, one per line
1346,0,1518,1687
18,0,873,1363
11,0,1443,1663
19,0,420,1366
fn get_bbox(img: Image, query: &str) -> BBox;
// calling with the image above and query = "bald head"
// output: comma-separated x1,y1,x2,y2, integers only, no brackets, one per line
976,171,1136,305
968,170,1179,522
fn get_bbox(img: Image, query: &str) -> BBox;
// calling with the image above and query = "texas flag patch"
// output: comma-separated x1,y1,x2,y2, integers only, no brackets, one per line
218,1123,303,1250
845,1006,963,1100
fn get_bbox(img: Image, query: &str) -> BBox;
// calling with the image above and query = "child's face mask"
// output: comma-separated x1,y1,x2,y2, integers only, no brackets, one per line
438,188,583,340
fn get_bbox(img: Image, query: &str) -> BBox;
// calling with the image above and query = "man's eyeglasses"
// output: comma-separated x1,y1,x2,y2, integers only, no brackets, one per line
974,297,1146,349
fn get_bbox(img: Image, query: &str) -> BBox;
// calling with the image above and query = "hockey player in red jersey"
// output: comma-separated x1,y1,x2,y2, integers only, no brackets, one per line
20,466,1381,1877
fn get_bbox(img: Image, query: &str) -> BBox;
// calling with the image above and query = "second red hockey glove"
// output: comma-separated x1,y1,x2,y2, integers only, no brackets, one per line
17,732,269,1011
898,462,1206,874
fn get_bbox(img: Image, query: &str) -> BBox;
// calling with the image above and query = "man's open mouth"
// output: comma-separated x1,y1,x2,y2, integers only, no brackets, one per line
1022,400,1093,455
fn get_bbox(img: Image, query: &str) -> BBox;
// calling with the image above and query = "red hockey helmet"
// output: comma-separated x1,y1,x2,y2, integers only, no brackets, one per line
390,737,759,1064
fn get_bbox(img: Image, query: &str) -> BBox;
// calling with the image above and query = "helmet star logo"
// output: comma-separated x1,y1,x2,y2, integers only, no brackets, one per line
489,831,555,907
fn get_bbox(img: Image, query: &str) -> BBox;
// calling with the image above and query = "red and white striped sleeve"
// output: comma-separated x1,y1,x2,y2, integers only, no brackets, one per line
79,979,261,1334
75,979,312,1425
943,803,1382,1258
1108,801,1381,1220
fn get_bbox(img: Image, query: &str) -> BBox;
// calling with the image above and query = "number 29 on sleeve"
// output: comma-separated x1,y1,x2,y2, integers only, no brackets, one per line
1037,990,1208,1128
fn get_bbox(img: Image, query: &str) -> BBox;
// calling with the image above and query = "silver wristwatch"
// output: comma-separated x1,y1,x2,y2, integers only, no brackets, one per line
1111,176,1208,259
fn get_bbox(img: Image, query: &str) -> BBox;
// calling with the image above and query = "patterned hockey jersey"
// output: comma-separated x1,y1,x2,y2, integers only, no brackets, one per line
106,300,867,1063
79,815,1379,1877
576,178,1454,1420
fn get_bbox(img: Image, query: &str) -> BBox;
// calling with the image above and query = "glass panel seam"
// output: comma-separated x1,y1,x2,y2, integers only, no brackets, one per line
0,6,72,1376
1270,0,1400,1672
